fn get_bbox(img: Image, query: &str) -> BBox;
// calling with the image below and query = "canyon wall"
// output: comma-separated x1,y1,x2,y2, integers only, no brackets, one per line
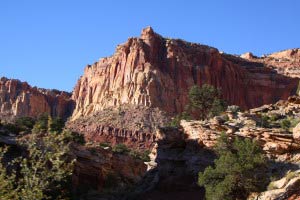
0,77,75,121
71,27,299,120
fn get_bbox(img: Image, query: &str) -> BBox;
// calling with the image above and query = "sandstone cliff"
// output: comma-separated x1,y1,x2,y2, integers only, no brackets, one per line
133,97,300,200
240,48,300,78
0,77,75,121
71,27,299,120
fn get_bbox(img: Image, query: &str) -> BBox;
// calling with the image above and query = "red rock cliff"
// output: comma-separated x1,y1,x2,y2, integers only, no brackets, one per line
0,77,75,120
72,27,299,119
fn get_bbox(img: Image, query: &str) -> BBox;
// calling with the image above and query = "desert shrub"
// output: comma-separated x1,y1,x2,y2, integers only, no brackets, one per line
112,144,130,154
267,182,278,190
15,117,35,132
129,150,151,162
169,111,191,127
2,123,20,134
0,132,75,200
32,113,49,134
140,150,151,162
259,114,270,128
62,130,86,145
227,105,240,114
0,148,17,199
290,118,300,128
198,133,268,200
280,118,291,131
286,171,298,181
187,84,227,120
48,117,65,133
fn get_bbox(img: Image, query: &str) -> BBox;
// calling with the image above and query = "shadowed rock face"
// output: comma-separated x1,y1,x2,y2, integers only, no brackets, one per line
71,27,299,120
240,48,300,78
0,77,75,120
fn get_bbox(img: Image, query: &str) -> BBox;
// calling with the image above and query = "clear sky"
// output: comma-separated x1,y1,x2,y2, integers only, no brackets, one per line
0,0,299,91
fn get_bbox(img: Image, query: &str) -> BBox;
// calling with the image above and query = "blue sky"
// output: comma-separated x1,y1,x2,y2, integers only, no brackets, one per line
0,0,299,91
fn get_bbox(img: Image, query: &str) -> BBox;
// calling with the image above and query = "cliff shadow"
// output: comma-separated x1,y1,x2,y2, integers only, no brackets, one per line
128,127,216,200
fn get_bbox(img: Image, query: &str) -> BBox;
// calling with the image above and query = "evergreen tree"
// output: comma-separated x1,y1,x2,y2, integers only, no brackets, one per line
198,133,268,200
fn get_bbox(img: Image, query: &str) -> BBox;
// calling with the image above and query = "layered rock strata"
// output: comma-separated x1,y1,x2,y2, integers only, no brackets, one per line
0,77,75,120
71,27,299,120
240,48,300,78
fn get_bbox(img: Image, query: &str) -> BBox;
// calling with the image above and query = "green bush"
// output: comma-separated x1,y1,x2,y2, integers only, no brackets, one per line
3,123,20,134
198,133,268,200
48,117,65,133
0,132,74,200
227,105,240,114
62,130,86,145
259,114,270,128
32,113,49,134
112,144,130,154
15,117,36,132
280,118,291,131
187,84,227,120
169,112,191,127
129,150,151,162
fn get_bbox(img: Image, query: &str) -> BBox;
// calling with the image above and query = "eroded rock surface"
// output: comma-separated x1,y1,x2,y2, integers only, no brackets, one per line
71,27,299,120
180,96,300,159
0,77,74,120
239,48,300,79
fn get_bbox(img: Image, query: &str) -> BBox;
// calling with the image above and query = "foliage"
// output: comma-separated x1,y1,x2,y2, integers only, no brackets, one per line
280,118,291,131
0,148,17,199
0,132,75,200
61,130,86,145
15,117,36,132
259,114,270,128
286,171,298,181
226,105,241,114
2,123,20,134
32,113,49,134
169,111,191,127
48,117,65,133
129,150,151,162
168,84,227,127
198,133,268,200
187,84,227,120
112,144,130,154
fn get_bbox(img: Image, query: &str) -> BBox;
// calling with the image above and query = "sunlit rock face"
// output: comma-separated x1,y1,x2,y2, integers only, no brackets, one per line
0,77,74,120
71,27,299,120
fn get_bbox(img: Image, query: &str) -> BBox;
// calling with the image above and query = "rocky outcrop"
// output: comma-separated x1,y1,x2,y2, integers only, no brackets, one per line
180,96,300,159
0,77,75,121
132,97,300,199
240,48,300,78
71,144,147,196
71,27,299,120
250,170,300,200
67,105,170,149
293,123,300,141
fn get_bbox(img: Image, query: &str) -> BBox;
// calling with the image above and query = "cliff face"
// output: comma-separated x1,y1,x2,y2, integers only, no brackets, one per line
66,105,170,150
0,77,75,120
240,48,300,78
72,27,299,120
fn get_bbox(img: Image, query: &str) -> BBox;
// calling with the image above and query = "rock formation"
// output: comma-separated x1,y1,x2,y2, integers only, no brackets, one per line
250,170,300,200
71,144,147,196
179,96,300,159
0,77,75,121
71,27,299,120
67,105,170,149
240,48,300,78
